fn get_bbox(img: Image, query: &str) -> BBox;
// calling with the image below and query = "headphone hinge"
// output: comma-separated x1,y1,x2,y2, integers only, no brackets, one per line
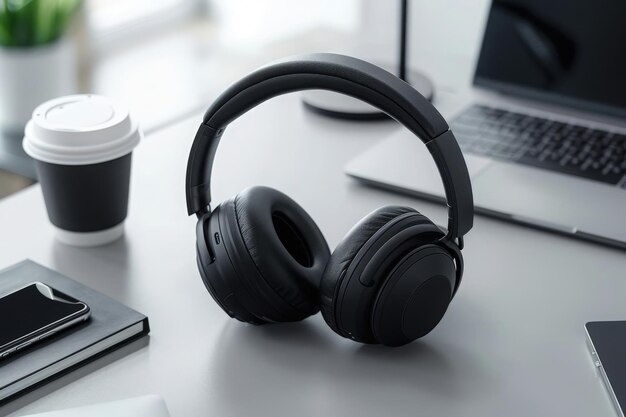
438,235,464,297
195,204,211,220
196,210,216,263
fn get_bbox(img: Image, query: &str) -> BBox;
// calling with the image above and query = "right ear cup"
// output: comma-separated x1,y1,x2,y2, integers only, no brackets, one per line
320,206,420,334
197,186,330,324
319,206,453,345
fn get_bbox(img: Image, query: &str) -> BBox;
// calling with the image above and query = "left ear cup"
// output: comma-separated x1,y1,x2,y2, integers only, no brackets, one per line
233,186,330,320
200,186,330,323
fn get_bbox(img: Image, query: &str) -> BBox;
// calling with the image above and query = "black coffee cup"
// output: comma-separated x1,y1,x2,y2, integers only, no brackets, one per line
23,95,141,246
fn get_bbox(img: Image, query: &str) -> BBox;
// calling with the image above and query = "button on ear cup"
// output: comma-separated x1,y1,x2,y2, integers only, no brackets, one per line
231,186,330,321
319,206,421,336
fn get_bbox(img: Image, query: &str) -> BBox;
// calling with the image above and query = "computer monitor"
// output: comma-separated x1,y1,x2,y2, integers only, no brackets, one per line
474,0,626,118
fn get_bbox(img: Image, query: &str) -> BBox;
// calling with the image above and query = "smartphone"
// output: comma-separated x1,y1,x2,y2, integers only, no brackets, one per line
586,321,626,417
0,282,90,359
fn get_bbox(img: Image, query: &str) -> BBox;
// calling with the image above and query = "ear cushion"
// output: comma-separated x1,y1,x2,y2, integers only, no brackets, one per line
320,206,425,334
234,186,330,319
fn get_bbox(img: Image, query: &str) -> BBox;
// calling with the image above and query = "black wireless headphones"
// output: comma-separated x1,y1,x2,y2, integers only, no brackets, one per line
186,53,474,347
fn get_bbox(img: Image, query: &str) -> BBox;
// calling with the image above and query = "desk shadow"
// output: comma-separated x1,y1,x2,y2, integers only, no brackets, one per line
207,318,466,417
0,336,149,416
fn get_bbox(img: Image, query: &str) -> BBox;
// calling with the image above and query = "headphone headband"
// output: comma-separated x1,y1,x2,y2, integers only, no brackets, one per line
185,53,473,239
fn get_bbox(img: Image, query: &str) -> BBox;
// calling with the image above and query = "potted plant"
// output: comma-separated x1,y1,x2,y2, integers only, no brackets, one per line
0,0,82,136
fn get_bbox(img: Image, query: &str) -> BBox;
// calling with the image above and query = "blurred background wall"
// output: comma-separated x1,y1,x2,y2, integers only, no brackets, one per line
0,0,490,198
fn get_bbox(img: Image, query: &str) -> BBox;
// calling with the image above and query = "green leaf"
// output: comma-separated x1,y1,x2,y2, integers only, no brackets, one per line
0,25,11,46
0,0,81,47
0,0,15,46
12,0,37,46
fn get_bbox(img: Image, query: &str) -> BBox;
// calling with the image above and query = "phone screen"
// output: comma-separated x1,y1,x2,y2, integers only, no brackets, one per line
0,283,88,350
586,321,626,415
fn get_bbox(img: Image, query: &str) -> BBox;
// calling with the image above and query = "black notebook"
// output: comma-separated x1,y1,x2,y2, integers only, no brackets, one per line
0,260,150,404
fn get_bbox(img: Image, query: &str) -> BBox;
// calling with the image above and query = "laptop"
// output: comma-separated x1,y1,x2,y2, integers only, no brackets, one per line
345,0,626,249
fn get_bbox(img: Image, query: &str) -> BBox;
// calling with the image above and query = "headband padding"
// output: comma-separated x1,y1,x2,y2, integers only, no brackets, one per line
203,53,448,138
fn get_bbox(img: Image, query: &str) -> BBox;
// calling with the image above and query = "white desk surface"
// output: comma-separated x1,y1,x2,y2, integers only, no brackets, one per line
2,92,626,417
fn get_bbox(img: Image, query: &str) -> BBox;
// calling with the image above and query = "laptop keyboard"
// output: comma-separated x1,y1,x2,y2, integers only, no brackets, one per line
451,104,626,187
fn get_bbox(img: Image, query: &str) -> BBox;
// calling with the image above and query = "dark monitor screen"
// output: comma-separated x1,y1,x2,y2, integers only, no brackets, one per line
474,0,626,118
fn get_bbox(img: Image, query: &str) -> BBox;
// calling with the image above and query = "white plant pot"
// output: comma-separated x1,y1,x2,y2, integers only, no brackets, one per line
0,38,77,136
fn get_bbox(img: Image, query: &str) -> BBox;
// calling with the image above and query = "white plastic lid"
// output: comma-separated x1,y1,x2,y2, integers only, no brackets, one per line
23,94,141,165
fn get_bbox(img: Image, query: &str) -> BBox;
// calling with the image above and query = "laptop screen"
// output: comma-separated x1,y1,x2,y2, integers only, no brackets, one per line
474,0,626,117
